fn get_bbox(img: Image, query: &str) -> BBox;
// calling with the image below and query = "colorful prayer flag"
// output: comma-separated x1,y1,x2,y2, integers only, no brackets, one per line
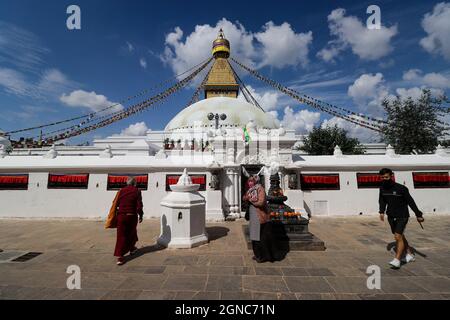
243,126,250,143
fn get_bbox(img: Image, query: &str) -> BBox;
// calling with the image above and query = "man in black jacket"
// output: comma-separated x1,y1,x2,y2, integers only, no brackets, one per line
378,168,425,269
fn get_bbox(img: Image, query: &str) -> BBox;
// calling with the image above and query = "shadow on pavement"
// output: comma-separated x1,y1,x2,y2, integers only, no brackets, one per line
386,241,427,258
124,243,165,264
206,226,230,242
122,227,230,265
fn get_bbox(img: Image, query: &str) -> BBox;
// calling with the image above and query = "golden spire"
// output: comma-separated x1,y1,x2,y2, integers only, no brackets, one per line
203,29,239,99
212,28,230,59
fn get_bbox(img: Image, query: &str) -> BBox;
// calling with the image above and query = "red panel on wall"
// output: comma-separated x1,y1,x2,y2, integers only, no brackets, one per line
300,174,340,191
48,174,89,189
107,174,148,190
0,174,29,190
412,172,450,188
357,173,395,189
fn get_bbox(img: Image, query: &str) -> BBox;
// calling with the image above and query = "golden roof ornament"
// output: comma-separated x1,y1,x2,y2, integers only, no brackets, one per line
203,28,239,99
212,28,230,58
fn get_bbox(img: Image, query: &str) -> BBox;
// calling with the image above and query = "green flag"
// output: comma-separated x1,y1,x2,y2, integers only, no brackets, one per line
243,126,251,143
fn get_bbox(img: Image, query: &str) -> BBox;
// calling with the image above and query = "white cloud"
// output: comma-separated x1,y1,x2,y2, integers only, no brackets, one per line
420,2,450,60
0,67,30,96
266,110,280,126
165,27,183,47
267,110,279,118
60,90,124,114
348,73,384,102
398,69,450,99
280,106,321,134
321,116,380,143
348,73,390,112
0,67,76,99
0,21,78,101
237,85,281,111
395,87,445,100
126,41,134,52
139,57,147,69
255,22,312,68
117,122,149,136
161,19,255,76
293,75,355,90
423,72,450,89
402,69,422,81
37,69,77,97
5,105,56,122
0,20,50,73
379,59,395,69
316,47,341,63
395,87,424,100
318,8,398,62
161,18,313,76
402,68,450,88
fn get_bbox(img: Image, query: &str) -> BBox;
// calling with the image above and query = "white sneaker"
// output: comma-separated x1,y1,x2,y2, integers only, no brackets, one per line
389,258,401,269
403,253,415,263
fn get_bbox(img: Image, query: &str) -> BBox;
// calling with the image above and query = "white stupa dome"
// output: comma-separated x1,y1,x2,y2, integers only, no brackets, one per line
165,97,278,131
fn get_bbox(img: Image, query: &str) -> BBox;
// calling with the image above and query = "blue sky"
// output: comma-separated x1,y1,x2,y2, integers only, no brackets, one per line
0,0,449,144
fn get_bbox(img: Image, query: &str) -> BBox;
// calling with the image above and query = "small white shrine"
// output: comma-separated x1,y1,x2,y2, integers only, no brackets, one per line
158,168,208,249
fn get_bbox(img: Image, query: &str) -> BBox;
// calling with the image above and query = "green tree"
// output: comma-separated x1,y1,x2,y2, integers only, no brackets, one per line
299,125,365,155
381,89,447,154
441,140,450,148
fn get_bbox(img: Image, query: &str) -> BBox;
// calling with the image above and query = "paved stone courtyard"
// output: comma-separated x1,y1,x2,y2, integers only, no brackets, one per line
0,216,449,300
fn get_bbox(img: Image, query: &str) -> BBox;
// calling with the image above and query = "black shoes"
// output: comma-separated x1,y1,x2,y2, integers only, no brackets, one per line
252,256,268,263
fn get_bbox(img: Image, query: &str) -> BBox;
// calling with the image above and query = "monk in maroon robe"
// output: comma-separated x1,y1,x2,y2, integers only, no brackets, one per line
114,177,144,265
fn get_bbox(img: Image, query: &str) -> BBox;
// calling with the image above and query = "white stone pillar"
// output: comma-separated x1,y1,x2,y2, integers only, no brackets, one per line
230,169,236,214
206,189,224,221
232,169,239,214
226,168,233,214
222,171,228,215
236,171,241,213
236,171,241,214
223,166,240,217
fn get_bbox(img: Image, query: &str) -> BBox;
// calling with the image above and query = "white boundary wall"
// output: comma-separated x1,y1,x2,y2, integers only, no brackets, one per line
0,171,210,219
0,153,449,219
300,170,450,217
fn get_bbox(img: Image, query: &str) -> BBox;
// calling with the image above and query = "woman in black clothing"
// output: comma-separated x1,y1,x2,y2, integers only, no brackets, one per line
243,176,284,263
